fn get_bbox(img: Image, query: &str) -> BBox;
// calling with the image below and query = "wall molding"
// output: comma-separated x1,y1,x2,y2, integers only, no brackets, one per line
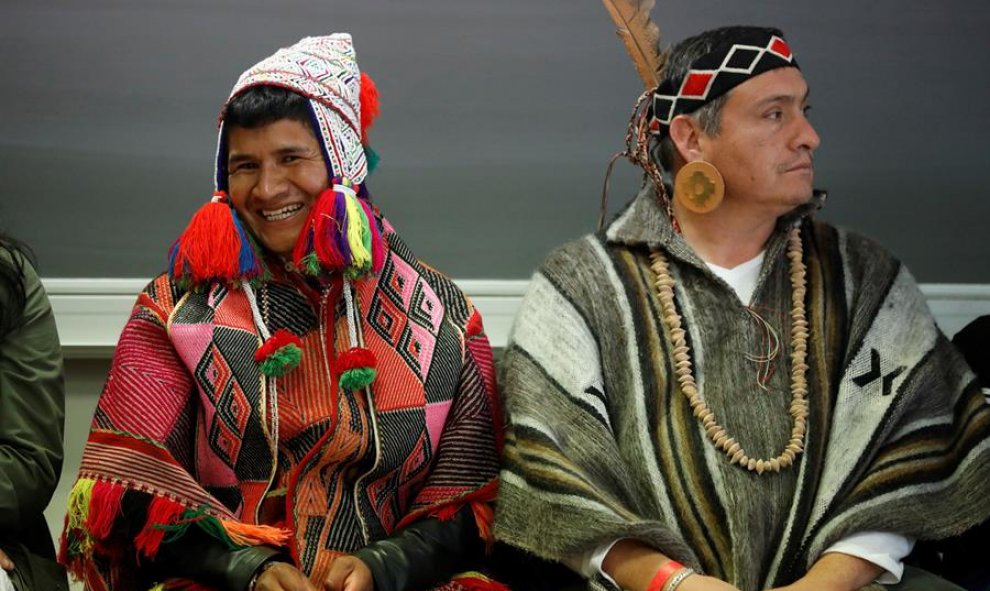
42,278,990,358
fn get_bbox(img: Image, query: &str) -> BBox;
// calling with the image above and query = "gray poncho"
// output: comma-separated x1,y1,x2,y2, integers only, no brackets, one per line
495,189,990,590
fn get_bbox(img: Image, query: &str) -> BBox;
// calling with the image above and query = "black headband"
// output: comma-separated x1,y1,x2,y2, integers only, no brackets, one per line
649,32,798,138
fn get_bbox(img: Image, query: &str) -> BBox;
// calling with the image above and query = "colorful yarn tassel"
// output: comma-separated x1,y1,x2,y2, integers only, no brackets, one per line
336,347,377,391
343,188,373,278
291,177,383,280
168,192,263,286
135,496,187,559
63,478,97,557
85,480,126,540
157,506,291,550
254,329,303,377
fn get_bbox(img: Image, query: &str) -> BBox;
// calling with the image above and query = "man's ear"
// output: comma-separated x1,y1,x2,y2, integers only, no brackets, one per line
668,115,705,163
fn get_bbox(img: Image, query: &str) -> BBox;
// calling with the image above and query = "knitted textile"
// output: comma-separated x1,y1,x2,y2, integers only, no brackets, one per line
61,223,502,590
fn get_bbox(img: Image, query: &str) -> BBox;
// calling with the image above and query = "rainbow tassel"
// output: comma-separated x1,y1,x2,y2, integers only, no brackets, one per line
336,347,377,391
309,188,347,270
289,177,383,280
168,192,263,287
254,329,303,377
343,189,372,278
330,186,354,269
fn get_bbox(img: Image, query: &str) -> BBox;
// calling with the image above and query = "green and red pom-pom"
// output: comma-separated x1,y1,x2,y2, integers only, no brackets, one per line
335,347,377,391
254,329,303,377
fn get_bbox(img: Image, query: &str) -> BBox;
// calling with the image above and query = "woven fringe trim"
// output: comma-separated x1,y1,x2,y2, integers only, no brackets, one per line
60,477,290,584
400,480,498,553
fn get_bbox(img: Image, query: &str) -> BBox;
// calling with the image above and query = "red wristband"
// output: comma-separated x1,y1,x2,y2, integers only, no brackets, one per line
646,560,684,591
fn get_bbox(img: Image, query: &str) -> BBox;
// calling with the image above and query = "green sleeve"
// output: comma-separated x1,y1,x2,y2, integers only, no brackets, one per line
0,255,65,532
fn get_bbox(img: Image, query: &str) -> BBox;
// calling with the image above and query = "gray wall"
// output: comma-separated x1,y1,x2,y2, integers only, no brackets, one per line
3,1,989,282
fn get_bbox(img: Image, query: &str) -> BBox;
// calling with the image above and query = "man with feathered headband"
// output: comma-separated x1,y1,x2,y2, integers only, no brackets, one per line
495,24,990,591
59,34,503,591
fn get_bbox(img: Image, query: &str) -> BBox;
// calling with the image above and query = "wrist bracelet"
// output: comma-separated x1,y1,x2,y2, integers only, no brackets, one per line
646,560,685,591
662,567,696,591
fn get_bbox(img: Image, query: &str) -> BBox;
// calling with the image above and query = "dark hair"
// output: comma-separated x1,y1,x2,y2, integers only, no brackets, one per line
0,233,35,338
223,85,313,130
655,26,784,171
217,85,324,188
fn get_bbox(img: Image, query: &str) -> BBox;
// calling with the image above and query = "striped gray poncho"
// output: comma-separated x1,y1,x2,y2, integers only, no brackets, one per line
495,189,990,590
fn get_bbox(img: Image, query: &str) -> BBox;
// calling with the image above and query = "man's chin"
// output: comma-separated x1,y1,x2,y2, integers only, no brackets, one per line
258,237,297,260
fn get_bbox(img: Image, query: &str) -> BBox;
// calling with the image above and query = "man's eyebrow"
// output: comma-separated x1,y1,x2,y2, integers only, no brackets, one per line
227,145,312,164
227,152,253,165
757,88,811,107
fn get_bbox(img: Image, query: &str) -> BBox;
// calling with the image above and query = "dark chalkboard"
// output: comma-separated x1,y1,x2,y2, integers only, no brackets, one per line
2,0,988,281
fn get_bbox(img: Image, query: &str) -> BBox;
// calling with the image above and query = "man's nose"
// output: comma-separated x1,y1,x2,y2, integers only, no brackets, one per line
796,114,821,153
254,162,287,200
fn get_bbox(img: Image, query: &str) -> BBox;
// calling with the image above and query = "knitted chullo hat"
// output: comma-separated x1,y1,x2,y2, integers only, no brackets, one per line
169,33,383,288
169,33,383,388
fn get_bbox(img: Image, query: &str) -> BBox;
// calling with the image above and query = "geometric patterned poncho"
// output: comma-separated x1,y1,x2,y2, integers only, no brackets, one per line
494,187,990,591
60,216,502,591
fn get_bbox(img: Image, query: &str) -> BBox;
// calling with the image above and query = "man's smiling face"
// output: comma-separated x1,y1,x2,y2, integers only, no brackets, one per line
226,118,329,258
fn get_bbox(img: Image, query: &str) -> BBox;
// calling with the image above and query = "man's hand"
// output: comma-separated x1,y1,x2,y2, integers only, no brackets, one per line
323,555,373,591
0,549,13,572
766,552,883,591
678,574,741,591
254,562,319,591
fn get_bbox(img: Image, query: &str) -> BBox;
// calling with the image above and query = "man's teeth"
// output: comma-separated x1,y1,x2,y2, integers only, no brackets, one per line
262,204,303,221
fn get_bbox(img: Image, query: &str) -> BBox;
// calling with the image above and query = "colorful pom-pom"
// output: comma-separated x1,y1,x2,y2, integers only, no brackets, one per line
336,347,377,390
255,329,303,377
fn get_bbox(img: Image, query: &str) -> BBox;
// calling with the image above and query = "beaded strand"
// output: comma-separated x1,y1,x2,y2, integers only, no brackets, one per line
649,226,809,474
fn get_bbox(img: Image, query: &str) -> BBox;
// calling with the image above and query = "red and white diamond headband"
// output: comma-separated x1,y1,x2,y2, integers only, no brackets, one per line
649,32,798,138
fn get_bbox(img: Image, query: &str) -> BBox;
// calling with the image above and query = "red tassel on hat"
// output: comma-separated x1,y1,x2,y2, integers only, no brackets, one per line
359,72,380,145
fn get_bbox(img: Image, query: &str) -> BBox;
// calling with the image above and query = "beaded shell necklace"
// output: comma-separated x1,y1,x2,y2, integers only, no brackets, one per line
649,226,809,474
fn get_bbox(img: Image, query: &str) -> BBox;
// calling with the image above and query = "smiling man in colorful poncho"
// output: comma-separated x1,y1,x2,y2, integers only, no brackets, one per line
495,25,990,591
59,34,502,591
